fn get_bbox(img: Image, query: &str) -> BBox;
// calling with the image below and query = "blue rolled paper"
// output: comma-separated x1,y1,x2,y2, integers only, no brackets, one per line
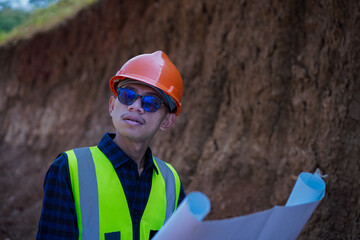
286,172,326,206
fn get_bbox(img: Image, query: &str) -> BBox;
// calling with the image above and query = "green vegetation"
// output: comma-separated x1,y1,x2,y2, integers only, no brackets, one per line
0,6,30,32
0,0,98,45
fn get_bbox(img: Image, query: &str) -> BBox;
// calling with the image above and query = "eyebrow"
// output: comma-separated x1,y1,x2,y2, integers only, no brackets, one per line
123,86,162,98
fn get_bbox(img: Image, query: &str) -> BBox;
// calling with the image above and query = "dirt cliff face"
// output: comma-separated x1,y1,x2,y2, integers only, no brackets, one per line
0,0,359,239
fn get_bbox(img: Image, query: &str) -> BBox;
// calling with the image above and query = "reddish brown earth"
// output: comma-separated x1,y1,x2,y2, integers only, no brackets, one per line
0,0,359,239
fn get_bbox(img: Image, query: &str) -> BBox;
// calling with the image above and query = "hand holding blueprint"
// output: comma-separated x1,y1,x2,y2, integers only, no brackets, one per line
153,171,326,240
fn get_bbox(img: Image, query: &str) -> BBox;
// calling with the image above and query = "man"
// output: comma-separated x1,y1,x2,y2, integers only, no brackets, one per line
36,51,186,240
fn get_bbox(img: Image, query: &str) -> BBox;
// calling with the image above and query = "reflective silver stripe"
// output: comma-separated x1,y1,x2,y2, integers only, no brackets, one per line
154,157,176,222
73,148,99,240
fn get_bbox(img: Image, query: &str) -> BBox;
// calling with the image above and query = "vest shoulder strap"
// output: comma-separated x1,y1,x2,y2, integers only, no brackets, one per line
67,147,100,239
153,157,181,222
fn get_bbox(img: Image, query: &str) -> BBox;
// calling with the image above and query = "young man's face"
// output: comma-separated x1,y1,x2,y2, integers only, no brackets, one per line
109,83,176,143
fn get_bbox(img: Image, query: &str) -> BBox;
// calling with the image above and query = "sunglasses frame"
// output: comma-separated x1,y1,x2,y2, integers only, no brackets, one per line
117,87,166,113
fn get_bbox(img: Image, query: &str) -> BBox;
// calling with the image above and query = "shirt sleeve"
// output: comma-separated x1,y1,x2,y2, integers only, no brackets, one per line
36,153,78,240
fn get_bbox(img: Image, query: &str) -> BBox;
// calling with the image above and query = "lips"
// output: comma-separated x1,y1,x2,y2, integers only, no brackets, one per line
122,114,145,126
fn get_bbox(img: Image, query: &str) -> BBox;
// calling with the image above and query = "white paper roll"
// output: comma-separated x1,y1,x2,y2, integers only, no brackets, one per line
154,172,326,240
153,191,210,240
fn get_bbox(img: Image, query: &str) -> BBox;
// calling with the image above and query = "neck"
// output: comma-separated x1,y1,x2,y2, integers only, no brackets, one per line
113,133,150,168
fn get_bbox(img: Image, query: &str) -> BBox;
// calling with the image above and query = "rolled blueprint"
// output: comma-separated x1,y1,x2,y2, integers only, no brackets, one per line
286,172,326,206
154,171,326,240
152,191,210,240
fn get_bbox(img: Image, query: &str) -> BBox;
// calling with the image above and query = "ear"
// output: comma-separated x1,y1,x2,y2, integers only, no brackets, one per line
160,113,176,131
109,96,116,116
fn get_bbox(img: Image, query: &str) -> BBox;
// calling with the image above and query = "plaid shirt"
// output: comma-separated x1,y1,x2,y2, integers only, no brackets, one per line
36,133,186,240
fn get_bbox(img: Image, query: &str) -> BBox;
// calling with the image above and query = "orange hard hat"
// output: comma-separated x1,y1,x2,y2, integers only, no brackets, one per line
109,51,183,115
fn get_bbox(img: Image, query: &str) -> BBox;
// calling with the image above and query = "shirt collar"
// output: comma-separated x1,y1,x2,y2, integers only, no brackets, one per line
98,132,158,174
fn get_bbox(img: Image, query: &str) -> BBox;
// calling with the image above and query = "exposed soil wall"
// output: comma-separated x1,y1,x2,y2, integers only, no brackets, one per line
0,0,359,239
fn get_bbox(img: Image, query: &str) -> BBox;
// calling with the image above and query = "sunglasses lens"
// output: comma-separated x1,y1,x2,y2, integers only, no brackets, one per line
118,88,137,105
117,87,163,112
142,96,162,112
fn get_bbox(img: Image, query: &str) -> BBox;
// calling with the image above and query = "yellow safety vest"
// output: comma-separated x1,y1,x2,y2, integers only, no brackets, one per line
66,146,181,240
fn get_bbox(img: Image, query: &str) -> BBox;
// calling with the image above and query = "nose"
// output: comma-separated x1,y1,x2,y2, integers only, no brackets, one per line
128,97,145,114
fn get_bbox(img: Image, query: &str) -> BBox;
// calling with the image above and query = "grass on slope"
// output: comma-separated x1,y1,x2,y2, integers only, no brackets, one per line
0,0,98,45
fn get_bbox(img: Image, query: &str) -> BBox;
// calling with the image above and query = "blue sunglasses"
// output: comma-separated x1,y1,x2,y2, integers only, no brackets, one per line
117,87,166,113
